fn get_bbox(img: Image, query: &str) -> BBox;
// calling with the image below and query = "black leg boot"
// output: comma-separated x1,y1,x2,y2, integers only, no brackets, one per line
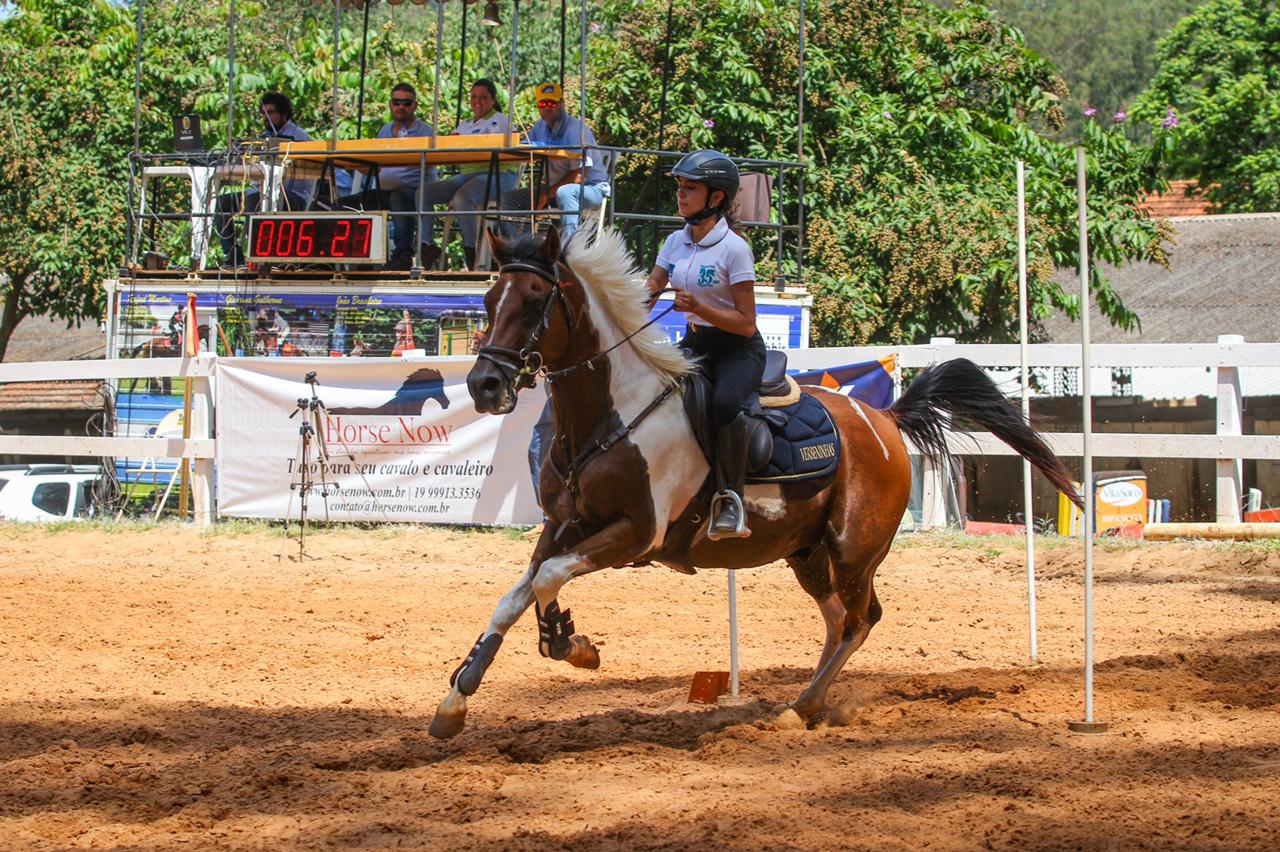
464,245,476,270
708,412,751,540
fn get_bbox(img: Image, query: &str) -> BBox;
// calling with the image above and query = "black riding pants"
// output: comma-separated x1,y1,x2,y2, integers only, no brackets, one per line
679,325,767,428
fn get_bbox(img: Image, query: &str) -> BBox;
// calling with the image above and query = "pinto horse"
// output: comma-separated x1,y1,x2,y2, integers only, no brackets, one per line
428,226,1081,739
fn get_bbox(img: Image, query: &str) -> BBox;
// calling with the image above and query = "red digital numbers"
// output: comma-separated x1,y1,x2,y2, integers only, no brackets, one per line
253,219,276,257
353,219,372,257
252,217,374,259
331,219,350,257
296,220,314,255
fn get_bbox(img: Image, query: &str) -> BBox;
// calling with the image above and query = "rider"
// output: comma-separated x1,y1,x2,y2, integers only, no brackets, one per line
645,150,763,540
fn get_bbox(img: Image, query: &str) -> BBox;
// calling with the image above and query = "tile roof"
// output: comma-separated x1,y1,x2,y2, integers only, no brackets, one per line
3,313,105,363
0,380,105,412
1137,179,1215,218
1041,213,1280,344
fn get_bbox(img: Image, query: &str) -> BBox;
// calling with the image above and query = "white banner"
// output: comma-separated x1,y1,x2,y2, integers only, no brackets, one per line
215,357,543,525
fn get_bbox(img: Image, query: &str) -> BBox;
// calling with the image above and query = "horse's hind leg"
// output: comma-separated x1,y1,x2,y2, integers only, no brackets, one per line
786,545,847,672
788,540,890,723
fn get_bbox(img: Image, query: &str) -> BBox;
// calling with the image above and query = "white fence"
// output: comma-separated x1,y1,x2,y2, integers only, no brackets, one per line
2,340,1278,528
0,355,216,527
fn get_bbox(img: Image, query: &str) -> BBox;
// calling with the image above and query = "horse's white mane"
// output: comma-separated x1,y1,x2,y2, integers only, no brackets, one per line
564,224,693,382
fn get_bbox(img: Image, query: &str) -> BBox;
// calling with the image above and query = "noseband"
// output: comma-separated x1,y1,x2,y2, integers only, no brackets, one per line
475,260,574,396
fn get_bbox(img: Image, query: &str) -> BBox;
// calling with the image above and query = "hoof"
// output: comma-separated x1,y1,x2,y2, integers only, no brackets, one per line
564,635,601,670
787,696,822,724
428,689,468,739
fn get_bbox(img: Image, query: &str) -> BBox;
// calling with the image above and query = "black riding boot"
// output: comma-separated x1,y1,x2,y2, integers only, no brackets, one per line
708,412,751,540
464,245,476,270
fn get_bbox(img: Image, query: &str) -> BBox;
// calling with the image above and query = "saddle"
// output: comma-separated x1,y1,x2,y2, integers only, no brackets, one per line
683,350,841,484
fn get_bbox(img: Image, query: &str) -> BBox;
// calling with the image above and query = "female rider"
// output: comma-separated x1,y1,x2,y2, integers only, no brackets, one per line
646,150,763,540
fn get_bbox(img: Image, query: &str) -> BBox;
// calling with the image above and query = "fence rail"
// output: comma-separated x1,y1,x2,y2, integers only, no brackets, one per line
0,355,215,527
0,341,1276,527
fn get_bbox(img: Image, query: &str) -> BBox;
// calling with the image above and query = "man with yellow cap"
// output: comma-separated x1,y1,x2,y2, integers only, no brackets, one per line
501,81,610,245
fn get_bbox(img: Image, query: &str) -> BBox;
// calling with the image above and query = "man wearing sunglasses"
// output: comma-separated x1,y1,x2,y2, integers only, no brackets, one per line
339,82,436,269
500,81,610,246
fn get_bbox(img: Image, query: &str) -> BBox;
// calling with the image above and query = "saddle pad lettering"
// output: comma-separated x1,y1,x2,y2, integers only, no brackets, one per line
747,393,840,484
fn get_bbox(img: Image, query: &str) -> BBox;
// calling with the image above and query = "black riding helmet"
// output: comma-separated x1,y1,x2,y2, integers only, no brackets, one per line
671,149,740,224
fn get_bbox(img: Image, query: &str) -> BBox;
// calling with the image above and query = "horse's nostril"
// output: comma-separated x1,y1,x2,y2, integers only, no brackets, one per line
480,376,501,397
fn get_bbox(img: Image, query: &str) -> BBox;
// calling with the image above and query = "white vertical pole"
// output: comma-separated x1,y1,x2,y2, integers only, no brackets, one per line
1070,146,1106,734
1216,334,1245,523
1017,161,1037,662
727,571,740,697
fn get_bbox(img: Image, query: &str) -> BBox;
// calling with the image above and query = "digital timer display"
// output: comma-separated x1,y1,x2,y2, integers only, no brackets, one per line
247,213,387,264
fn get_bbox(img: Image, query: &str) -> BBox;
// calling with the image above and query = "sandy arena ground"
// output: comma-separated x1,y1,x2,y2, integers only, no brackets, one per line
0,523,1277,850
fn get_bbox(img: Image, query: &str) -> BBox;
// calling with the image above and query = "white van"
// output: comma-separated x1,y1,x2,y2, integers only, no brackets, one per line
0,465,102,522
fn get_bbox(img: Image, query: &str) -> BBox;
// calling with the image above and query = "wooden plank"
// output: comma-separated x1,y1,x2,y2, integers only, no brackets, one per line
0,435,214,458
920,432,1280,460
0,356,216,383
784,343,1280,371
1144,523,1280,541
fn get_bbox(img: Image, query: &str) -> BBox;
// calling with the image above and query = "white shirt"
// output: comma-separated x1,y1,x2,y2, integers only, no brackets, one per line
454,111,516,175
656,217,755,327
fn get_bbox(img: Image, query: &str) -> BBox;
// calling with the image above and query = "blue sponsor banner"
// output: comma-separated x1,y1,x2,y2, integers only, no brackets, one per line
119,290,808,350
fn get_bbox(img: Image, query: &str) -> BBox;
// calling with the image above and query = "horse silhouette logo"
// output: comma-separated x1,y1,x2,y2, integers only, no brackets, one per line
329,368,451,414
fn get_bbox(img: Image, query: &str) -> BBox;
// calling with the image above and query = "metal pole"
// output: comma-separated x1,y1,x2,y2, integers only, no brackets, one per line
133,0,144,155
1069,146,1106,734
505,0,519,149
356,0,371,139
1017,160,1038,662
795,0,806,286
433,0,444,137
559,0,567,87
331,0,341,149
227,0,236,146
456,4,469,124
578,0,587,221
727,572,740,697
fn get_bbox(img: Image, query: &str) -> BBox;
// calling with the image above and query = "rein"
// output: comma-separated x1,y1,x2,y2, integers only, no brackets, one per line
482,258,683,543
544,288,676,383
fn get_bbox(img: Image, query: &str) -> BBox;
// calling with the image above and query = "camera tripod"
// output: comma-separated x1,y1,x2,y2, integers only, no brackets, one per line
283,371,333,560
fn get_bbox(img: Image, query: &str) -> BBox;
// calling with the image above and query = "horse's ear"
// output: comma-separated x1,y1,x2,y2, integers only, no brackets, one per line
540,226,562,267
486,228,506,263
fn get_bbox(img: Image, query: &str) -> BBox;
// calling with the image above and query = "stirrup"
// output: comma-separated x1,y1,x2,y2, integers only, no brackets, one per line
707,490,750,540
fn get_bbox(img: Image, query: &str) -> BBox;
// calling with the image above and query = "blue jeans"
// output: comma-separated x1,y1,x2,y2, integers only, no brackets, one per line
419,170,520,248
500,183,607,244
527,396,555,508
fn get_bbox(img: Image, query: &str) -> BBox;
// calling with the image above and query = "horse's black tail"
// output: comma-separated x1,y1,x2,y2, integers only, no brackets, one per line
889,358,1083,509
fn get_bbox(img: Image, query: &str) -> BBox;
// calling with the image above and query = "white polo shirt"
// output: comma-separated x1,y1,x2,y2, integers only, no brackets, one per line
656,217,756,327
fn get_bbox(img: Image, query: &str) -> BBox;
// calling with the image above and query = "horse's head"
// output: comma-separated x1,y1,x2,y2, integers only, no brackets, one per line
468,227,585,414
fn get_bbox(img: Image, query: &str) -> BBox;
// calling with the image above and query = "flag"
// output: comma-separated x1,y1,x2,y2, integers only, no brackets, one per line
793,355,896,409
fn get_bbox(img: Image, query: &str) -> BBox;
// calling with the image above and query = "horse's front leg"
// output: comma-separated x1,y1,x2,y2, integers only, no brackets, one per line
428,529,562,740
530,516,650,671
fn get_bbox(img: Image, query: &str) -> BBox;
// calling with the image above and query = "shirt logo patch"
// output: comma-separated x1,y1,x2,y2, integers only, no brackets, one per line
696,265,716,287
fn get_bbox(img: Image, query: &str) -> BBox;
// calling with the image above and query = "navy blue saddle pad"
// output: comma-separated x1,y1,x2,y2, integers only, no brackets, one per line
747,393,840,484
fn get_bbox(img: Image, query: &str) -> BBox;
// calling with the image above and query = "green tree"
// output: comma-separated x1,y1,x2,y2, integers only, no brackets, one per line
0,0,137,361
593,0,1174,344
1134,0,1280,212
944,0,1200,142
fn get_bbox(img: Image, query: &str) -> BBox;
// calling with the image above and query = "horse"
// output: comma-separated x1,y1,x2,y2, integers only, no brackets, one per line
328,368,451,415
428,226,1082,739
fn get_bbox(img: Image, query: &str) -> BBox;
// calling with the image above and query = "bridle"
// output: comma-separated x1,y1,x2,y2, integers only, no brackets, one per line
474,259,573,404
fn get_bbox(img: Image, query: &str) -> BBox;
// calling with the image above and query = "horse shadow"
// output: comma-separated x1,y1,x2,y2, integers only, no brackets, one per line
328,368,450,415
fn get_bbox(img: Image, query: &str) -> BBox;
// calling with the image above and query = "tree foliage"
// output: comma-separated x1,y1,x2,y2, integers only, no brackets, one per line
953,0,1200,142
0,0,1179,357
1134,0,1280,212
593,0,1173,344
